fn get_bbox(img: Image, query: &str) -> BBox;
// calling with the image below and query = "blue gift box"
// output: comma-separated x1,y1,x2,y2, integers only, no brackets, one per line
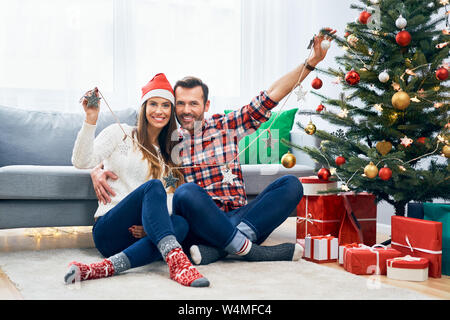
407,202,424,219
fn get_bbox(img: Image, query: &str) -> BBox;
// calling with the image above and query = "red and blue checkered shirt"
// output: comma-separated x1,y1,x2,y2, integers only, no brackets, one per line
177,91,278,212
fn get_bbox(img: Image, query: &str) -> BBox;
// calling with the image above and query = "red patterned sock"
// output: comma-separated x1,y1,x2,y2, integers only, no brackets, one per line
65,259,114,283
165,248,209,287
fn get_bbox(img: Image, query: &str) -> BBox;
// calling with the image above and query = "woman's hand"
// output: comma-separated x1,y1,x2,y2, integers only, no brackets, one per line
307,28,337,67
129,225,147,239
80,87,101,125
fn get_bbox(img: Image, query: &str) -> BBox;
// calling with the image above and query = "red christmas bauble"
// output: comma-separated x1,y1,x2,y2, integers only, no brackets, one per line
317,168,331,181
311,77,323,89
345,70,360,85
335,156,346,166
417,137,426,144
436,67,449,81
379,167,392,181
316,104,325,112
359,11,371,24
396,30,412,47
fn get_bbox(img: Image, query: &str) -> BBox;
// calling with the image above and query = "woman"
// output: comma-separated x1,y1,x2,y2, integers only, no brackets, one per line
65,73,209,288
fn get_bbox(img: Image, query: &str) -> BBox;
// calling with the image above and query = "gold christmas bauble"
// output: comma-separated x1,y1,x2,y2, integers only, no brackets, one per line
304,120,317,135
364,161,379,179
443,145,450,158
392,91,411,110
281,151,296,168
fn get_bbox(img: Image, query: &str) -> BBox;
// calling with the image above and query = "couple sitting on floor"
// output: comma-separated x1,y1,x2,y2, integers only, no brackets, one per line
64,31,334,288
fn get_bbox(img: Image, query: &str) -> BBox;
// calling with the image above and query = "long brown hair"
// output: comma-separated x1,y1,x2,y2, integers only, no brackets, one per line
132,100,184,191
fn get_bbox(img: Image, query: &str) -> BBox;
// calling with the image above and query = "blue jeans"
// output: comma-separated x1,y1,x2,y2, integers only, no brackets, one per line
92,179,189,268
173,175,303,252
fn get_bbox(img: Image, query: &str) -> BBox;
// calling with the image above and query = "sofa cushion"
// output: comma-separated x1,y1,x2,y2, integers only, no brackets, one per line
0,164,314,200
224,108,298,164
0,165,95,200
241,164,313,195
0,105,138,167
0,200,97,229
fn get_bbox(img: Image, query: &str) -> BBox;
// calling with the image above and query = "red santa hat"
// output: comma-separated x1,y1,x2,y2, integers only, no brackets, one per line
140,73,175,105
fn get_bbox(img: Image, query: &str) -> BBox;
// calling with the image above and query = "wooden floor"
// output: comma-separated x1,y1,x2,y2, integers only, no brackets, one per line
0,219,449,300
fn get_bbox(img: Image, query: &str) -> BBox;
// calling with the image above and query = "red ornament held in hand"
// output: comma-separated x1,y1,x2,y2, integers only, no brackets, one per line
311,77,323,89
317,168,331,181
335,156,346,166
436,67,449,81
396,30,411,47
379,166,392,181
345,70,360,85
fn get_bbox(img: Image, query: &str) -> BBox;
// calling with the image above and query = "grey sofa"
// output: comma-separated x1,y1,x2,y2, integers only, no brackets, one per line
0,105,316,229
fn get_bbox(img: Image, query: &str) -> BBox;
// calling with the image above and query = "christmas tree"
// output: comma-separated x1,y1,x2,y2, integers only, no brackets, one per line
285,0,450,216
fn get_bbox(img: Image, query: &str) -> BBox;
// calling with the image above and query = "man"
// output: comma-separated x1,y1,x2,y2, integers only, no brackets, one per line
91,30,335,264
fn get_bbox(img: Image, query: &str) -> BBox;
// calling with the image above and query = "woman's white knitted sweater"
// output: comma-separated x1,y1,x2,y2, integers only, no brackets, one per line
71,121,173,219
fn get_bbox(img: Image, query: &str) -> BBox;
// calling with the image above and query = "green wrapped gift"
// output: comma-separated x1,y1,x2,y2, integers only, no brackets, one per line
424,203,450,276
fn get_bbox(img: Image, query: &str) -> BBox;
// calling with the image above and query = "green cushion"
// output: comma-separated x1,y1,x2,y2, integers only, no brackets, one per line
224,108,298,164
423,203,450,276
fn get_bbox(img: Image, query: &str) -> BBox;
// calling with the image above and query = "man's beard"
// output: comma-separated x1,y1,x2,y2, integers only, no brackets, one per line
177,113,203,131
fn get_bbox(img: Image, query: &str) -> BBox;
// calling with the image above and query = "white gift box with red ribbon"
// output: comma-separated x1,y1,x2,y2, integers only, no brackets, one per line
386,255,429,282
300,176,338,196
304,235,338,263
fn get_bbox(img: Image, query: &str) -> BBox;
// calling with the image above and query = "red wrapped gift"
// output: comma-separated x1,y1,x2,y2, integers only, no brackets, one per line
339,193,377,246
304,235,338,263
386,255,429,282
344,244,402,275
391,215,442,278
338,242,361,265
297,177,344,239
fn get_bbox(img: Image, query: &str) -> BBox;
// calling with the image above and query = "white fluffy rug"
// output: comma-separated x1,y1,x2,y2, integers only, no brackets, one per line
0,247,433,300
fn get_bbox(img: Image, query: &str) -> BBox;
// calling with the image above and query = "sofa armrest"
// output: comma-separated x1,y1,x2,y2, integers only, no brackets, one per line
289,130,320,169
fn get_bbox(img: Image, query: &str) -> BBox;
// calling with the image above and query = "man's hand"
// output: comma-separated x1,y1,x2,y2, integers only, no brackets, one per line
129,225,147,239
91,162,118,205
267,28,336,103
307,28,337,67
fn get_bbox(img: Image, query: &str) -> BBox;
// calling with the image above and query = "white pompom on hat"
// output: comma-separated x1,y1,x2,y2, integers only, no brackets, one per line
140,73,175,105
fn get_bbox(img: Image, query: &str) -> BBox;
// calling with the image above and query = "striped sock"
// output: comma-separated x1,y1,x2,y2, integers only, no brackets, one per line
235,238,252,256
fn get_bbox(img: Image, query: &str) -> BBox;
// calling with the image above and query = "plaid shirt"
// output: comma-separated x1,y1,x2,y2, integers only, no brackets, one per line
177,91,278,212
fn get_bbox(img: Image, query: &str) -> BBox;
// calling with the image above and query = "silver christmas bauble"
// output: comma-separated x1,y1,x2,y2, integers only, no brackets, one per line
395,15,407,29
321,40,331,50
378,71,390,83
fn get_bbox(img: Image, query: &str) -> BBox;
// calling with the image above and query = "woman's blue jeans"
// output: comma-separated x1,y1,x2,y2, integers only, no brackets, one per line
173,175,303,251
92,179,189,268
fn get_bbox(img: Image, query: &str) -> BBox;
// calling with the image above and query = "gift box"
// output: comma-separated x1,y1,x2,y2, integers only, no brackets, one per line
386,255,429,282
423,203,450,276
296,177,344,239
338,242,361,265
339,193,377,246
344,245,402,275
391,216,442,278
407,202,425,219
304,235,338,263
